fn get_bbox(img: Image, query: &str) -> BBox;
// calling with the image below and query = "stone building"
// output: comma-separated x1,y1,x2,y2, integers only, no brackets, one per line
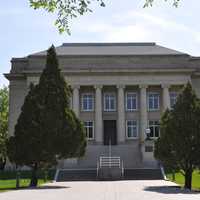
5,43,200,170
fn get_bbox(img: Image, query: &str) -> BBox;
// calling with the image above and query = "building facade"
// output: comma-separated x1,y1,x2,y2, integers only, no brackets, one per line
5,43,200,169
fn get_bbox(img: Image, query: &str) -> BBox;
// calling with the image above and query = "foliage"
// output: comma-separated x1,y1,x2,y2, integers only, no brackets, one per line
0,87,9,170
7,45,86,187
0,169,55,180
29,0,105,34
29,0,181,34
154,83,200,190
144,0,180,8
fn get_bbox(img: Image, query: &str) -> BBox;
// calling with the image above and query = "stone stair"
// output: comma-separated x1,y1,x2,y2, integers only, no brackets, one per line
56,169,97,182
124,168,164,180
55,168,164,181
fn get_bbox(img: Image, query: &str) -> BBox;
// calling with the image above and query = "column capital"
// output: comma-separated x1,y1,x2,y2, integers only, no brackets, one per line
139,84,148,89
161,83,171,89
71,85,80,90
117,85,125,89
94,85,103,90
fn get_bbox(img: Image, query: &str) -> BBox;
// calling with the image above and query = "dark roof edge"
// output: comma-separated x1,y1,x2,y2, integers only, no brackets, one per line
190,56,200,60
28,54,190,58
11,57,28,62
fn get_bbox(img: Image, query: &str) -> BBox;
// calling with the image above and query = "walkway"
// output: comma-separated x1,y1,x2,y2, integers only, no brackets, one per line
0,180,199,200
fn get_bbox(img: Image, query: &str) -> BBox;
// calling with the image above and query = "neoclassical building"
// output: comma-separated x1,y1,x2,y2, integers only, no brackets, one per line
5,43,200,170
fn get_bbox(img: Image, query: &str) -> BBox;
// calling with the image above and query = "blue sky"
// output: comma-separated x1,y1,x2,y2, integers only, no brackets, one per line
1,0,200,87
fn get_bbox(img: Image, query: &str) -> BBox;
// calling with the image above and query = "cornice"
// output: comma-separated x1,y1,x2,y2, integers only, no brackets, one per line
19,68,195,75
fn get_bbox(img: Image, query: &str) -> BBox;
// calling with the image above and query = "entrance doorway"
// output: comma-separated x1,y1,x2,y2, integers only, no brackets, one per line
103,120,117,145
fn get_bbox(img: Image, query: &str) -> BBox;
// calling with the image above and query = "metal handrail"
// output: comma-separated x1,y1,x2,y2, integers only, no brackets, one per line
96,161,99,177
99,156,121,168
121,160,124,178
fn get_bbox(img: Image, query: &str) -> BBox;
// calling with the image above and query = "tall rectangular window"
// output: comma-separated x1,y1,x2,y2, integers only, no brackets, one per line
148,93,160,111
170,92,178,108
126,120,138,138
104,93,116,111
81,93,94,111
84,121,94,139
149,120,160,138
126,93,137,111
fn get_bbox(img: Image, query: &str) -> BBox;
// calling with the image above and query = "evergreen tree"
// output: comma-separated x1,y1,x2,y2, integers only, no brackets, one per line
7,46,86,187
0,86,9,170
155,83,200,190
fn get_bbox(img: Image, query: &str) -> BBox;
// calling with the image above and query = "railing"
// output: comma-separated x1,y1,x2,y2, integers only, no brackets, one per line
121,160,124,177
99,156,121,168
54,168,60,182
96,156,124,178
96,161,99,177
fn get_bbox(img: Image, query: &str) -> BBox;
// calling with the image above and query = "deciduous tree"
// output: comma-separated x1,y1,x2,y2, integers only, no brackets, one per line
29,0,180,34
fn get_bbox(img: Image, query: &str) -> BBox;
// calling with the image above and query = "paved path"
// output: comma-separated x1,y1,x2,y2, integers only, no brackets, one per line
0,180,200,200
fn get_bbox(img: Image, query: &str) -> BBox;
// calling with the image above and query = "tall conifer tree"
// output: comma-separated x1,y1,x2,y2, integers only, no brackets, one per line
155,83,200,190
8,46,86,187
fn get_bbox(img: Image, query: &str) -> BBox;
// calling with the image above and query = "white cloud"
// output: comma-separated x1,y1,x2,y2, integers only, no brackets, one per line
72,7,200,55
102,25,152,42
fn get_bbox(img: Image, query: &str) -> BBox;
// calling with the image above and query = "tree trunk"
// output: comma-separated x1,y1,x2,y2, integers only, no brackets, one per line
184,168,193,190
172,170,175,181
30,163,38,187
16,170,20,189
0,157,6,170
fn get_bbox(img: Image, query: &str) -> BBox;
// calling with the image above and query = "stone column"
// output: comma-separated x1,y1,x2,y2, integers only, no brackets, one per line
139,85,148,143
95,85,103,143
72,85,80,117
117,85,125,143
162,84,170,110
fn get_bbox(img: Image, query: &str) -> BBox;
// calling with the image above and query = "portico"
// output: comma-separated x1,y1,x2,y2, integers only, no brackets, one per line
71,83,180,145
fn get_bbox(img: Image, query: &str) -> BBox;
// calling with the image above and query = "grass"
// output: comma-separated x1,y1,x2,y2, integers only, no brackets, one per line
166,170,200,190
0,179,49,192
0,170,55,192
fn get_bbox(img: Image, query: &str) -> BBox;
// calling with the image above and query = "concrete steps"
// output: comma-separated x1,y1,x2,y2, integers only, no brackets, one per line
124,168,164,180
56,169,97,182
55,168,164,181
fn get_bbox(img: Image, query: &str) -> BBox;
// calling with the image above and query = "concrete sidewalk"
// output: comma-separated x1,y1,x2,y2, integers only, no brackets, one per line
0,180,199,200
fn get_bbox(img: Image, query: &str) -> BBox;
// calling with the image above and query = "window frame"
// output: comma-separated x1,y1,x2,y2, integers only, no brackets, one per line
126,92,138,111
126,120,138,139
148,120,160,139
103,92,116,112
84,121,94,140
147,92,160,111
81,93,94,112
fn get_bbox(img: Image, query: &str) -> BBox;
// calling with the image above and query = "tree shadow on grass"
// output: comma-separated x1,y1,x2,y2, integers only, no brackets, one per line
144,186,200,194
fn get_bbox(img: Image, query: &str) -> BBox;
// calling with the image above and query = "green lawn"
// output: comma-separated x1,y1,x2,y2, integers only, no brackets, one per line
166,170,200,190
0,170,55,192
0,179,49,192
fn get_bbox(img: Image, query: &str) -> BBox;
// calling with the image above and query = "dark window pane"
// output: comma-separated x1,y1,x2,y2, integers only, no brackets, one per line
155,126,160,137
88,127,93,138
154,98,158,109
149,127,154,137
149,98,153,109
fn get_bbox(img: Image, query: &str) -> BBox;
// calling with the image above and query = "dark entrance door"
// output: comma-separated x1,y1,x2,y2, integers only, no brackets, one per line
104,120,117,145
